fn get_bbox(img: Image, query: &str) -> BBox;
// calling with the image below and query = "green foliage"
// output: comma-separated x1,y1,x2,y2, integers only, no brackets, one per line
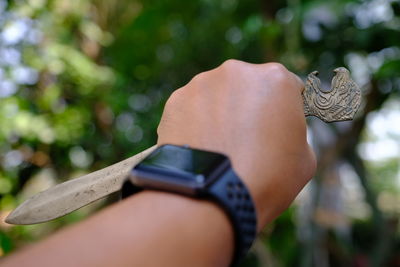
266,208,299,266
0,0,399,265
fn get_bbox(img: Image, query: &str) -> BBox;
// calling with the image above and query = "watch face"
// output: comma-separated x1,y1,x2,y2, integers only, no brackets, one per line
133,145,229,189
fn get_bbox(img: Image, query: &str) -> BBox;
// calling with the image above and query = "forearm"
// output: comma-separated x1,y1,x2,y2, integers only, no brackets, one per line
2,191,234,267
3,60,316,267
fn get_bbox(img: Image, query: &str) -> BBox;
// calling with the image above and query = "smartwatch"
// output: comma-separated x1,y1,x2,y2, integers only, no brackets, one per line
121,144,257,266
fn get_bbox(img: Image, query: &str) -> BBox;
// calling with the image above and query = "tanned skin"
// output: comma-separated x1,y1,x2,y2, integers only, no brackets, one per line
2,60,316,267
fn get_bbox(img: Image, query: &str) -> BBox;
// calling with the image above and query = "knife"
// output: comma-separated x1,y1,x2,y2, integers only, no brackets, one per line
5,67,361,225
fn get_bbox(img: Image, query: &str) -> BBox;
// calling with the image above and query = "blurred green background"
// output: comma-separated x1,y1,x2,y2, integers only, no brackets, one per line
0,0,399,266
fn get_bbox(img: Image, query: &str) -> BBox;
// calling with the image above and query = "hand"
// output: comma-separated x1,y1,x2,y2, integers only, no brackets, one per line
157,60,316,230
0,61,316,267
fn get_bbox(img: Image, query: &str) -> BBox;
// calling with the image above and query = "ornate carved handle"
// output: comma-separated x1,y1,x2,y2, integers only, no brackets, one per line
302,67,361,123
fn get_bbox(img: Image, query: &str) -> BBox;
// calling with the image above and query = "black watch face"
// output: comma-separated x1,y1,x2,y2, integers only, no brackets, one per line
132,145,229,190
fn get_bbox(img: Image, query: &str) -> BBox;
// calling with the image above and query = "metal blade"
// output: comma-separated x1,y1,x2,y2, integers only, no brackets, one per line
5,67,362,225
5,145,157,225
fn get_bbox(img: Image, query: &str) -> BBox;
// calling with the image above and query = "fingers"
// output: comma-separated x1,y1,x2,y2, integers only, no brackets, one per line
292,73,305,93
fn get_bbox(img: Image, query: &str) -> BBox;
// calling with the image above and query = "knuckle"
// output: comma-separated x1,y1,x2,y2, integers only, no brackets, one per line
164,88,183,108
301,147,317,182
261,63,303,91
190,72,206,84
220,59,243,71
264,63,289,79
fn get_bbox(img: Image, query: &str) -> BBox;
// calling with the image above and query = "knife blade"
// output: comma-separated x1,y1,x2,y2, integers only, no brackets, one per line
5,145,157,224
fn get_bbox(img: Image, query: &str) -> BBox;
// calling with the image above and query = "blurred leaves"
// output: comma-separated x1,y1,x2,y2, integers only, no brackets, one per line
377,59,400,78
0,0,399,266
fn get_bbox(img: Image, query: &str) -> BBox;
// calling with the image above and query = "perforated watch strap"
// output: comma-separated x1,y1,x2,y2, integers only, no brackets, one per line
207,168,257,266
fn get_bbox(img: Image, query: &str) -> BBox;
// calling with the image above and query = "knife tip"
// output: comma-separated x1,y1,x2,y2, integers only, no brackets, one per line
4,203,35,225
4,210,19,225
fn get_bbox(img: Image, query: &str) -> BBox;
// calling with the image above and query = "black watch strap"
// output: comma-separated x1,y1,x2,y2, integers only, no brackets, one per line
207,168,257,266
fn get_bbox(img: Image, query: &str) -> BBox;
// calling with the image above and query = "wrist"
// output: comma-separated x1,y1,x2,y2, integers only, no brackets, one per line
230,163,270,231
128,190,235,266
230,144,316,231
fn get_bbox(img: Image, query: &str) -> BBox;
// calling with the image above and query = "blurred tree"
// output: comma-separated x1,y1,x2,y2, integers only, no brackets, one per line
0,0,399,266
